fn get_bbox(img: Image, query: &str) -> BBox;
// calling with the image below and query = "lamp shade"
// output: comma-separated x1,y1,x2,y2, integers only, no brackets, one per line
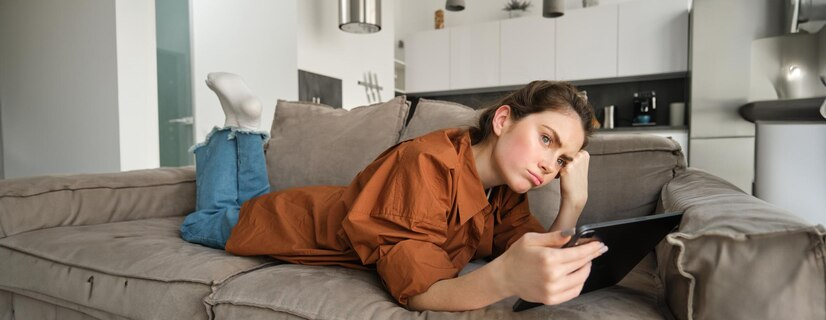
339,0,381,33
543,0,564,18
446,0,465,11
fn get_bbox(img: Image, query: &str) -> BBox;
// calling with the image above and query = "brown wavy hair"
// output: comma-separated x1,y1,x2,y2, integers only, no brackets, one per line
469,80,595,148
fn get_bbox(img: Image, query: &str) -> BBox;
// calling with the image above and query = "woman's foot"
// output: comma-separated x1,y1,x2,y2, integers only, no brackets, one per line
206,72,263,130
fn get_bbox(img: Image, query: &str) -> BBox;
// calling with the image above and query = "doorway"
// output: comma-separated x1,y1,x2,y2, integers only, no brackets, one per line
156,0,194,167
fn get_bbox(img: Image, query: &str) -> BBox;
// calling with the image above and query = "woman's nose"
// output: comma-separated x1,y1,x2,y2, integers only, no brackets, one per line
538,159,553,175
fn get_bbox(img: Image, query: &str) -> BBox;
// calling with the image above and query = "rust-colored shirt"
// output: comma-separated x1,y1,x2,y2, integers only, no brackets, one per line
226,128,545,306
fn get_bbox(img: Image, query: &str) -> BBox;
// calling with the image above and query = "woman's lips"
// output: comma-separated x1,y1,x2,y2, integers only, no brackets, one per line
528,171,544,186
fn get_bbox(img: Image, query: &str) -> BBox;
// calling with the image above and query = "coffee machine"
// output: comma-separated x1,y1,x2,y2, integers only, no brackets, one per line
632,91,657,125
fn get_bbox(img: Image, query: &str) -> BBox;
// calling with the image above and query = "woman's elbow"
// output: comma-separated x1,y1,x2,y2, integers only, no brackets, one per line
406,293,429,312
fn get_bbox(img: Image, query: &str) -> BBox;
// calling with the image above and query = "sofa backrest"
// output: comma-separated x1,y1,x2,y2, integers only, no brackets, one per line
265,96,685,228
577,134,685,225
0,166,196,239
265,96,410,192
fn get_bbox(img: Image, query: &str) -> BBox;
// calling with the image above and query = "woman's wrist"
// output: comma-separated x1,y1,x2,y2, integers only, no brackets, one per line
551,199,585,232
559,196,586,213
487,254,515,298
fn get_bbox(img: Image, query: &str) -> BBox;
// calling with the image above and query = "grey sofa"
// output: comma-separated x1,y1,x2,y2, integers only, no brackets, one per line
1,96,823,320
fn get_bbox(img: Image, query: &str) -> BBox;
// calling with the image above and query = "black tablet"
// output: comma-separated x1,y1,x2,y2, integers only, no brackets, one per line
512,211,684,312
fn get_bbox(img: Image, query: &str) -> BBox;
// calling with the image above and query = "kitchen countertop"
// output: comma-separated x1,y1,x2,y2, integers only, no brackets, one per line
739,97,826,122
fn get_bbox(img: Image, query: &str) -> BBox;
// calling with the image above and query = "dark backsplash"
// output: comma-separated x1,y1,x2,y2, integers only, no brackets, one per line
406,77,688,128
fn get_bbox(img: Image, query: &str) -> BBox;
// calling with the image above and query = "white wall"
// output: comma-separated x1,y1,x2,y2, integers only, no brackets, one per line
190,0,298,142
0,0,160,179
116,0,160,171
0,0,121,178
297,0,395,109
689,0,783,194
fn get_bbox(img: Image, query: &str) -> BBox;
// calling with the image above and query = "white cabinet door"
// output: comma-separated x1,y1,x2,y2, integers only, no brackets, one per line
556,5,618,81
500,17,556,86
405,29,450,93
618,0,689,77
450,21,500,90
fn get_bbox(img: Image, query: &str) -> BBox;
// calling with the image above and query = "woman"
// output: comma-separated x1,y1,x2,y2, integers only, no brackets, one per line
181,73,607,311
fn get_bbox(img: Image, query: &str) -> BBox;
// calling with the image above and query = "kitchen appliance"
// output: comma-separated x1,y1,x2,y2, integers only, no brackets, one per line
603,105,615,129
632,91,657,125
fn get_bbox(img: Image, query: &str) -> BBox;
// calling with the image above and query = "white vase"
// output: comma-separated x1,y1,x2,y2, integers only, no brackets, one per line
508,10,526,18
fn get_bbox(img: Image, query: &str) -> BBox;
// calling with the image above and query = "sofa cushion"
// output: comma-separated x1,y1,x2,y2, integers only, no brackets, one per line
578,133,684,225
208,260,665,319
0,217,274,320
0,291,118,320
399,98,480,142
0,166,195,239
266,97,410,192
657,169,826,320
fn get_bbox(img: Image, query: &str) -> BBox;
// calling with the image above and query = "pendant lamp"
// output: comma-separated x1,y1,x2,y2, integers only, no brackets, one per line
446,0,465,12
543,0,564,18
339,0,381,33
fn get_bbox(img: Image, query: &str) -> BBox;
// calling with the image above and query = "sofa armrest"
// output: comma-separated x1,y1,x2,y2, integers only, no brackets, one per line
655,168,825,320
0,166,195,239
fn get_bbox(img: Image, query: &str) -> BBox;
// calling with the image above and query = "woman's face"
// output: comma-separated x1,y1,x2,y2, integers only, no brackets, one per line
492,106,585,194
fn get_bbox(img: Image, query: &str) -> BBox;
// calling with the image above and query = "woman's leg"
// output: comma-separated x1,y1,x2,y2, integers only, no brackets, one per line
235,129,270,204
180,72,269,249
180,128,241,249
210,73,269,202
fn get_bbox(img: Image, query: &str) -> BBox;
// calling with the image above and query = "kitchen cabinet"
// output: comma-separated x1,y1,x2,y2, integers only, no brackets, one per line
404,29,450,93
404,0,689,93
618,0,689,77
556,4,618,81
500,17,556,86
450,21,500,90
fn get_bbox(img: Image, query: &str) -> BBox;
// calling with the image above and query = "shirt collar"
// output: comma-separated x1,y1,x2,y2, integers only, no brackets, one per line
453,130,491,226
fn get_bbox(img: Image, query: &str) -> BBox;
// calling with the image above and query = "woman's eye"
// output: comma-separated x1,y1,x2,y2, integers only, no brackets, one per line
557,158,566,167
541,135,551,145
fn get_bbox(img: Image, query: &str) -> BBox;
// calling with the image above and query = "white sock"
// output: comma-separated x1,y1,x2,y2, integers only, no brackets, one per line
205,72,262,130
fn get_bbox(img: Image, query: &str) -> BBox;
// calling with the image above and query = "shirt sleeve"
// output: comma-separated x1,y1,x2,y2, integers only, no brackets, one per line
340,142,459,307
492,192,546,258
376,239,459,307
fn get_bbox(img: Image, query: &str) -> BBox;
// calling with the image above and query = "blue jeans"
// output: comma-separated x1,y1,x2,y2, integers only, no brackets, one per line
180,127,270,249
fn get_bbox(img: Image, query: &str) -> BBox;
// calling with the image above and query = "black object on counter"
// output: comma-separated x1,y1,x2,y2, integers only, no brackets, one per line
739,97,826,123
632,91,657,125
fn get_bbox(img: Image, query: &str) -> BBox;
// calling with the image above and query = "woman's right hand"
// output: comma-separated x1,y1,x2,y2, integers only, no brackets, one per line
495,230,607,305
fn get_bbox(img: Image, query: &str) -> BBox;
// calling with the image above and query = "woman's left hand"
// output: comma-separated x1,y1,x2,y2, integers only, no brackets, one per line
558,150,590,210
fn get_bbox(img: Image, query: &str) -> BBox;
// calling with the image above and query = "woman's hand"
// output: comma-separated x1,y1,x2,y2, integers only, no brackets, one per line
494,230,607,305
558,150,590,211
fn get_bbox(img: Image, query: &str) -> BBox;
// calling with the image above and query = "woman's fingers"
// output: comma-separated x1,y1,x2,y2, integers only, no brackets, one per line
551,243,606,279
539,262,592,305
555,261,592,296
550,240,606,264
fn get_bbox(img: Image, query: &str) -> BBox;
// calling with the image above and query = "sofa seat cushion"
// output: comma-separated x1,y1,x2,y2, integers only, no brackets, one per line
0,217,275,320
208,255,665,320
